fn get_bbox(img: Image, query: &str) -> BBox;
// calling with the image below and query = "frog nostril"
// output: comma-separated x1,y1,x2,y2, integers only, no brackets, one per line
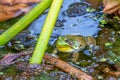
69,41,74,46
79,44,82,47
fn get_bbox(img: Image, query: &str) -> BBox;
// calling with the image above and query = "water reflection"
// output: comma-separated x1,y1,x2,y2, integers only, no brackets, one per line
29,0,102,45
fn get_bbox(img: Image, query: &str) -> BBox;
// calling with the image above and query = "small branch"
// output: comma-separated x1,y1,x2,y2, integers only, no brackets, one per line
44,54,94,80
102,67,120,77
0,51,94,80
0,51,31,66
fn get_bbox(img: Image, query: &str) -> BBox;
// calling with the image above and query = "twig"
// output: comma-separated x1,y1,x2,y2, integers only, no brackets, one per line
0,51,94,80
44,54,94,80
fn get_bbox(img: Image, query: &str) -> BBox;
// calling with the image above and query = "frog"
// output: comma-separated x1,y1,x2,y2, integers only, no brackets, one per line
55,35,96,62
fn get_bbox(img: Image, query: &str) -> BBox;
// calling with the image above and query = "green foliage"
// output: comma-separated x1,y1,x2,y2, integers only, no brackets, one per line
105,42,112,47
35,73,53,80
106,38,120,65
100,20,107,26
99,20,107,27
86,7,96,13
114,16,120,20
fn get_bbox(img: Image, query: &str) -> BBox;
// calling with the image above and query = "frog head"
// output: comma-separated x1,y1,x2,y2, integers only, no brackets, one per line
55,35,86,53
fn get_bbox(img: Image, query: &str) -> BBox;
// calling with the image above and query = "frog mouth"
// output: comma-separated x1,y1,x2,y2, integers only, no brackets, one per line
56,45,74,52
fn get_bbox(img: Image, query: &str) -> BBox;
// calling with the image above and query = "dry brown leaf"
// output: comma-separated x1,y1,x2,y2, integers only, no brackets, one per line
103,0,120,9
0,0,40,22
103,0,120,14
0,0,40,5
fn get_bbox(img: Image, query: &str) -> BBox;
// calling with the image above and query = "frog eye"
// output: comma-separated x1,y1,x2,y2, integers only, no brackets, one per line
64,39,69,43
65,39,74,46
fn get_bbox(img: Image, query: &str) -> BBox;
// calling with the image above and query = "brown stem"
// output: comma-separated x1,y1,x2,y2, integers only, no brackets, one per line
44,54,94,80
0,51,94,80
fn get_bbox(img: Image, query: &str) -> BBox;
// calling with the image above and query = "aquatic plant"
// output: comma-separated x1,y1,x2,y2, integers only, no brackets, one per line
30,0,63,64
0,0,52,46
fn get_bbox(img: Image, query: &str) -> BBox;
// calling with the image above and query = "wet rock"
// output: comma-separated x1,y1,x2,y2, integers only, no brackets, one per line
50,71,77,80
55,19,66,27
64,2,89,17
6,30,37,51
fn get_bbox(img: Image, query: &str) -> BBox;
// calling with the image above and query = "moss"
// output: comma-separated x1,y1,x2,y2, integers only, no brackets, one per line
0,17,21,30
35,73,53,80
106,38,120,66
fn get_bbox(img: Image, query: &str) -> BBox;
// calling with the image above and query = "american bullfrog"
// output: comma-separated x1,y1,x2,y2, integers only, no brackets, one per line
55,35,96,62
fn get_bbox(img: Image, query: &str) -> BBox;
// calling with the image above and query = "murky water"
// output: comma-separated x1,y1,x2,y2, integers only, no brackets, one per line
29,0,102,45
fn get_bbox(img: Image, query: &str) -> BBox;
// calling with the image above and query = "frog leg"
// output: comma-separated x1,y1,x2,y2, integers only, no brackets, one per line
51,48,59,57
72,52,79,62
85,36,96,53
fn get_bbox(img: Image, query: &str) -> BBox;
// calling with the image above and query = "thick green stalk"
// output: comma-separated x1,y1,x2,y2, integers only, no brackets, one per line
30,0,63,64
0,0,52,46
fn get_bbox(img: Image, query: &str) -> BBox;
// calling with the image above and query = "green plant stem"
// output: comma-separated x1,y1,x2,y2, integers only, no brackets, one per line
30,0,63,64
0,0,52,46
